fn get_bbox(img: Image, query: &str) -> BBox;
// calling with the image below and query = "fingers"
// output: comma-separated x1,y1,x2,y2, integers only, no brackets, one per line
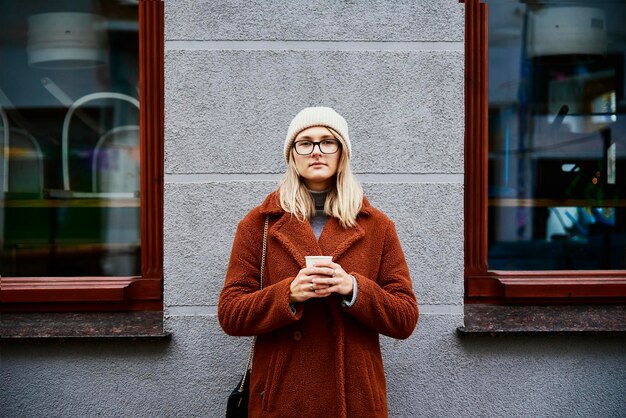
311,276,341,287
313,276,347,296
307,266,335,277
289,267,332,303
310,263,345,285
290,262,353,302
310,263,353,297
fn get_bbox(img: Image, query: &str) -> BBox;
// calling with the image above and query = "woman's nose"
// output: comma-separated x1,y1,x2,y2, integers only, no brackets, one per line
310,143,323,155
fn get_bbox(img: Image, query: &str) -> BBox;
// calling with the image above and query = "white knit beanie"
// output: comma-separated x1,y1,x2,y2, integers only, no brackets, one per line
284,106,351,161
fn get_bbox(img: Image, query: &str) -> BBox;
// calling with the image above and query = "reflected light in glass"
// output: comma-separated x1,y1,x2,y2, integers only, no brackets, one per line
27,13,109,70
527,7,607,57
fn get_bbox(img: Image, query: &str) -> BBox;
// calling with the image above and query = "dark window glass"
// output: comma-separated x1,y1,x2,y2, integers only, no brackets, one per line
0,1,140,276
486,1,626,270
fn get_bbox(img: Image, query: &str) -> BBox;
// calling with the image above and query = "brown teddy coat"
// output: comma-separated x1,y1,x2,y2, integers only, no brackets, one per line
218,191,418,418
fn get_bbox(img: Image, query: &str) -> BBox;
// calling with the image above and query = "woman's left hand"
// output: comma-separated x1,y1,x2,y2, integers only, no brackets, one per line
310,261,353,297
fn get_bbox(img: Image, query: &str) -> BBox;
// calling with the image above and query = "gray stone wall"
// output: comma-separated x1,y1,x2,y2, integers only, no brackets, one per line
2,2,625,417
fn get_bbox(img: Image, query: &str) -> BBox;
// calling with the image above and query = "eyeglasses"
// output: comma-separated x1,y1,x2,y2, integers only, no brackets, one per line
293,139,340,155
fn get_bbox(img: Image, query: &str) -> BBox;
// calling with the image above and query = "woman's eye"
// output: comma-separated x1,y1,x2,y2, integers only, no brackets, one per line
322,140,335,146
299,141,313,147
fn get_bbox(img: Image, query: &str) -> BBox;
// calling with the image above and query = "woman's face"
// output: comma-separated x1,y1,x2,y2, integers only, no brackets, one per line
291,126,341,191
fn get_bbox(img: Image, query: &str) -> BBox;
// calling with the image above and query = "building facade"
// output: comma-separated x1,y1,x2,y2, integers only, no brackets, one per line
2,1,625,417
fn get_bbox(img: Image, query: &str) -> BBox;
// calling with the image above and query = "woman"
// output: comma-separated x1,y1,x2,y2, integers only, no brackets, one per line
218,106,418,418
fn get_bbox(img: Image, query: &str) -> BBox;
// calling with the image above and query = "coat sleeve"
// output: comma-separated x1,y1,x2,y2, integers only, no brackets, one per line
218,217,301,336
344,220,418,339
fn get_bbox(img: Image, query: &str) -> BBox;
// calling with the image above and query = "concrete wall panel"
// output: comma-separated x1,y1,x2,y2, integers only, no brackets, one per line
384,314,626,417
165,0,464,42
3,315,625,418
164,181,278,307
364,182,464,306
165,49,463,175
165,181,462,307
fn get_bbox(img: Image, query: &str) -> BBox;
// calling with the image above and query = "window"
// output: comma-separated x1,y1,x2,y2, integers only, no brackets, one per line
464,0,626,302
0,0,164,311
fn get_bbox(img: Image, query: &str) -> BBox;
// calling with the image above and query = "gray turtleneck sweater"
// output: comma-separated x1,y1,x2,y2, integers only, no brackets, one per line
309,190,329,240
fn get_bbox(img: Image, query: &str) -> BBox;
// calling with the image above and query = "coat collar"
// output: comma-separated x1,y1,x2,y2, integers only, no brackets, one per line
258,191,374,216
259,191,372,267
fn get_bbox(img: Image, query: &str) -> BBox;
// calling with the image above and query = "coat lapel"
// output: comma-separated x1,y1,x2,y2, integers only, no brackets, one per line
318,217,365,261
272,213,321,268
259,191,372,265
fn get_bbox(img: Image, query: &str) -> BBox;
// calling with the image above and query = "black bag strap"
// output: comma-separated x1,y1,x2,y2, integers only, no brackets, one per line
238,215,269,392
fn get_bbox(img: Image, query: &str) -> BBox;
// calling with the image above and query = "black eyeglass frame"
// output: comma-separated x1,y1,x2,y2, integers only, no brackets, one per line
292,139,341,155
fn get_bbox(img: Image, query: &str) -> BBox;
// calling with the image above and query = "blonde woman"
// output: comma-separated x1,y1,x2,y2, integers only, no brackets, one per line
219,107,418,418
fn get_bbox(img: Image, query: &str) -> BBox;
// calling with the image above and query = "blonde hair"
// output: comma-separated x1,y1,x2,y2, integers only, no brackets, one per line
278,128,363,228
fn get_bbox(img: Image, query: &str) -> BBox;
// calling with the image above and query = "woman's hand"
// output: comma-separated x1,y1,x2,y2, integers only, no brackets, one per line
289,260,354,304
289,265,334,303
310,261,354,297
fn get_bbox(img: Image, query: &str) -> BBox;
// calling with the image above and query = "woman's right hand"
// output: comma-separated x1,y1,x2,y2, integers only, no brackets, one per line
289,265,334,303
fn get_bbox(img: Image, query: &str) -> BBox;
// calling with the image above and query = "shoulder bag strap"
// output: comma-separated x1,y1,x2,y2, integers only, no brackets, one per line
239,215,269,391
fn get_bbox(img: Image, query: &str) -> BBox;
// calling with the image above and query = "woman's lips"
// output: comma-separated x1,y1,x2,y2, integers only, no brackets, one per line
310,161,326,167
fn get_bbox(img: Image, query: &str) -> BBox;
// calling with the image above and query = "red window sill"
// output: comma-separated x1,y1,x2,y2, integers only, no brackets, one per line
466,272,626,300
0,276,162,312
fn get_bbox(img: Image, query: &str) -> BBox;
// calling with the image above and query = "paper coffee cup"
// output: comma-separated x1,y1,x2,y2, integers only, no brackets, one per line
305,256,333,268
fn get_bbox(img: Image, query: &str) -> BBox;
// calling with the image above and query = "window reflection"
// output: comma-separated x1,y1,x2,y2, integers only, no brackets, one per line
486,1,626,270
0,1,140,277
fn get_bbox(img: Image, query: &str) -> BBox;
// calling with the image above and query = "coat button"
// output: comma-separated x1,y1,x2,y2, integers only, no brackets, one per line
293,331,302,341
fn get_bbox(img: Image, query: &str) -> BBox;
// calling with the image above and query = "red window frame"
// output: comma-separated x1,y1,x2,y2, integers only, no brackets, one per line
462,0,626,304
1,0,164,312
